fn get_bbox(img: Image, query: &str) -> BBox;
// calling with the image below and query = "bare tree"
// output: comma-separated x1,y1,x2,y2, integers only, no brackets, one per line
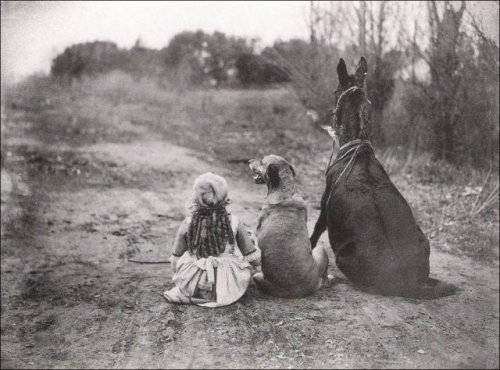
409,1,466,162
261,1,342,132
266,1,401,141
334,1,402,145
402,0,499,167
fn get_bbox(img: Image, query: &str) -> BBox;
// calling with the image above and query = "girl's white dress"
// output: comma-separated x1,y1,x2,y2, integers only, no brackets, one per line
164,215,260,307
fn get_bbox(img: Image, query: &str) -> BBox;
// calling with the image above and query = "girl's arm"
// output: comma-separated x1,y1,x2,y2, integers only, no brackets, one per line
170,218,189,270
236,223,261,267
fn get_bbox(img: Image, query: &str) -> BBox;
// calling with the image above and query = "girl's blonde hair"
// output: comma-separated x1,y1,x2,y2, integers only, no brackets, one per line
187,172,234,259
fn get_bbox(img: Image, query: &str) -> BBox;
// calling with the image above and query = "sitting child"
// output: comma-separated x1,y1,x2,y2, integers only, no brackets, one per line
164,172,261,307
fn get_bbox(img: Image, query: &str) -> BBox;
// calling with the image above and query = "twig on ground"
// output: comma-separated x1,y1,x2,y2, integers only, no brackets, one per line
128,259,171,264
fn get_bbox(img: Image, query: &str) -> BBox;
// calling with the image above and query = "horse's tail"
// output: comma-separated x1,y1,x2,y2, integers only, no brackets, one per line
408,277,458,300
362,277,458,300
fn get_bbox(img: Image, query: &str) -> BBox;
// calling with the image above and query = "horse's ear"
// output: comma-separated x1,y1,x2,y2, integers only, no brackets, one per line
337,58,349,87
288,164,296,177
355,56,368,87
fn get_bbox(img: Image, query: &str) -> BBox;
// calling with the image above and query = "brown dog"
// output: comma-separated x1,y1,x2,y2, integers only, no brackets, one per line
249,155,330,298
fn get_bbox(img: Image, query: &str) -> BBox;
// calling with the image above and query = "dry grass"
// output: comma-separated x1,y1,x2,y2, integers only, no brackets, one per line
2,72,499,369
3,72,498,263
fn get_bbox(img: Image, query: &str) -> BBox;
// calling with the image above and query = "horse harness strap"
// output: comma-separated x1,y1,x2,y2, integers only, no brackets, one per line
324,139,366,175
325,140,373,205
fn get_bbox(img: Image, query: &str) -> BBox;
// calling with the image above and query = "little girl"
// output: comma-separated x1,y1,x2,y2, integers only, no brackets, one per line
164,172,261,307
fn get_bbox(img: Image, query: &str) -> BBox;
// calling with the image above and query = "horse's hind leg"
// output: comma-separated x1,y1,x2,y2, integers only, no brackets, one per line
310,207,327,249
312,245,334,288
312,245,329,278
310,188,330,249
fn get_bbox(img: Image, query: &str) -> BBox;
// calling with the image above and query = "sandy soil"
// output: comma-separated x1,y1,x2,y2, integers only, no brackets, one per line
1,106,499,369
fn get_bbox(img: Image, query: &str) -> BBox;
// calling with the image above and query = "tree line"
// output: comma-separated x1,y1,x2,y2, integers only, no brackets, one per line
50,31,291,87
49,1,498,168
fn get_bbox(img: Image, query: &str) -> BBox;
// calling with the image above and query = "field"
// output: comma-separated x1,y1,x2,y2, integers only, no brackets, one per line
1,73,499,368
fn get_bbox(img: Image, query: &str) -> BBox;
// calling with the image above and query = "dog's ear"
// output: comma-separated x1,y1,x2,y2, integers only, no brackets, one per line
266,163,281,188
288,164,296,177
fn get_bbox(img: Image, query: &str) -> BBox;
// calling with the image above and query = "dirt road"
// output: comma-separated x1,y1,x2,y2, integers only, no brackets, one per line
1,105,498,369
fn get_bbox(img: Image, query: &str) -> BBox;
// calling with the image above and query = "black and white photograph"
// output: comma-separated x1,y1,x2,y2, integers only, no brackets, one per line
1,1,498,368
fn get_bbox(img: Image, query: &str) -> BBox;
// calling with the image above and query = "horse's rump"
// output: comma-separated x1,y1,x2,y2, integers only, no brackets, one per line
315,56,456,298
326,146,431,291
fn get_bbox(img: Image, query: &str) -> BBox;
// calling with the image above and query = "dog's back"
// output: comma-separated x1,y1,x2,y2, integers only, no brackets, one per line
257,196,320,297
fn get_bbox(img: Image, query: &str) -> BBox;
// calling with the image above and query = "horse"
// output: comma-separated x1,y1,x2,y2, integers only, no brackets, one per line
310,56,456,299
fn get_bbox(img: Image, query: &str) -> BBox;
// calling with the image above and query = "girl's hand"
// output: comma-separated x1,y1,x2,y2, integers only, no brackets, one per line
169,255,180,272
252,264,262,274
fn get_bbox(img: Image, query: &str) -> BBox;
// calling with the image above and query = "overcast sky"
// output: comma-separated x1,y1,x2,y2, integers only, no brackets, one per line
1,1,498,81
1,1,310,80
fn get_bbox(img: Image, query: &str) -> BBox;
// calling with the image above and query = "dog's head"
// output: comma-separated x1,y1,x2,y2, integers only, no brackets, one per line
249,155,296,189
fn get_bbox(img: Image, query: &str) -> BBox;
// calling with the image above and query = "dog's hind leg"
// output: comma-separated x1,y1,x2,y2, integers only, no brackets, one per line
252,272,278,296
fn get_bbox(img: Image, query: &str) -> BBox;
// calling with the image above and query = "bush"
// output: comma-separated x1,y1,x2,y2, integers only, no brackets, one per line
235,53,289,86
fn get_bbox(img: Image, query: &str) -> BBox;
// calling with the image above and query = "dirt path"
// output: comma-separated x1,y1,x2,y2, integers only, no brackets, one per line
1,108,498,369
